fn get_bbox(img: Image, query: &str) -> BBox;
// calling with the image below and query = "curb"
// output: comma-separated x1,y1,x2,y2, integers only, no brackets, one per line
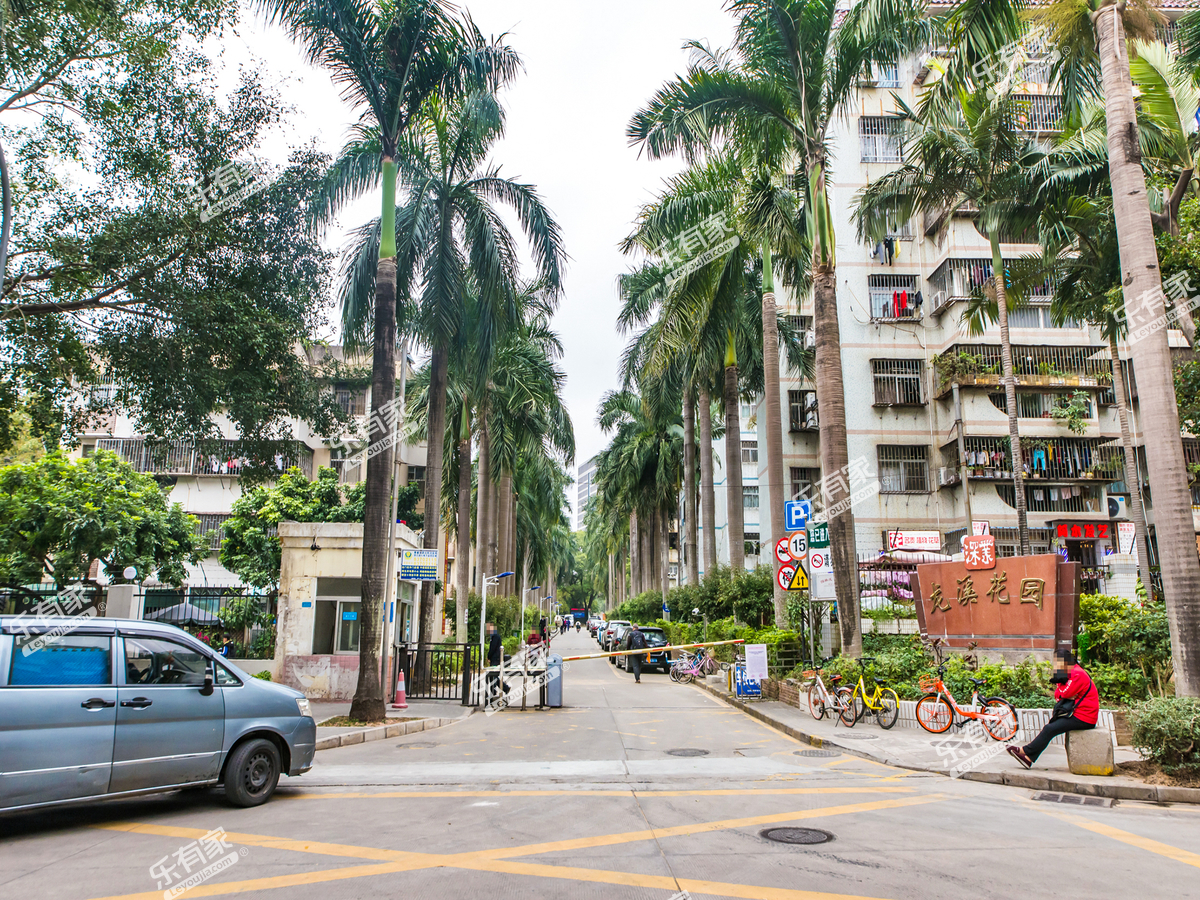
315,713,470,751
693,680,1200,806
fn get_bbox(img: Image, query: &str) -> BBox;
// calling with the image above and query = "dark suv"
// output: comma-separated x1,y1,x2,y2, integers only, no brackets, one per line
617,626,670,673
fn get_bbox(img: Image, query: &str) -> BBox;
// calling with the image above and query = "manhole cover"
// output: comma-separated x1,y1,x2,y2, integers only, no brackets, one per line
838,734,878,740
795,749,840,758
761,827,834,845
395,741,437,749
666,748,710,757
1032,791,1114,808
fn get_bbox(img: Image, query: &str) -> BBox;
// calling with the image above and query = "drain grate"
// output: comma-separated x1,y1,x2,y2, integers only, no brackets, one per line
761,827,834,845
838,734,879,740
666,748,710,757
395,741,437,749
1032,791,1114,808
795,749,840,758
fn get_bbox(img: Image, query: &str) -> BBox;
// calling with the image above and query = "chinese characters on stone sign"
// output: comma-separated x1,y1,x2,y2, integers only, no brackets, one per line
926,574,1043,614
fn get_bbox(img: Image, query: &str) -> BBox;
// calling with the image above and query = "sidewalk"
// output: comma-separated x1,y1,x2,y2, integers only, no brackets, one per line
312,698,473,751
694,679,1200,805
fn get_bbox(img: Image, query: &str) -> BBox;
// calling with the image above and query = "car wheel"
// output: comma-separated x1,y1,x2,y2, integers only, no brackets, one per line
223,737,281,808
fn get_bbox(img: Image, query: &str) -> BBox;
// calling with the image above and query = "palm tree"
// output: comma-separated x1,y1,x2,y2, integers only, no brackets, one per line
1041,0,1200,696
263,0,515,719
339,88,566,661
855,84,1048,554
630,0,929,654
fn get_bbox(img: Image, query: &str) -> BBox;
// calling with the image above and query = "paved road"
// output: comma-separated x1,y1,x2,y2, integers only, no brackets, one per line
3,630,1199,899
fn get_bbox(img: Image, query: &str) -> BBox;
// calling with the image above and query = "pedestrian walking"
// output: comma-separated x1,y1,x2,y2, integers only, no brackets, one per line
628,623,647,683
484,623,508,705
1006,649,1098,769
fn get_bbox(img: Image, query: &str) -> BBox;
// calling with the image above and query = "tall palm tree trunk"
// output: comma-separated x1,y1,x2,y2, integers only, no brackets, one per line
698,386,717,574
1108,332,1155,595
487,468,500,578
812,266,860,658
1095,2,1200,693
417,344,449,684
990,236,1030,555
349,154,399,722
761,247,788,627
630,512,640,594
683,385,700,585
455,421,472,643
475,422,491,589
724,352,745,573
660,506,670,607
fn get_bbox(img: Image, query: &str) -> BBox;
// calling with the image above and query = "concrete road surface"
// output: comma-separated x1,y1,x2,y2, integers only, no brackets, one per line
2,629,1198,899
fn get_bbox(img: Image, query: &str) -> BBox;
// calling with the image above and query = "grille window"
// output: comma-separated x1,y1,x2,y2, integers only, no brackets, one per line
868,275,920,320
744,532,761,557
790,467,820,504
788,390,818,431
741,441,758,464
743,485,760,509
859,116,903,163
872,359,923,405
193,513,231,551
878,445,929,493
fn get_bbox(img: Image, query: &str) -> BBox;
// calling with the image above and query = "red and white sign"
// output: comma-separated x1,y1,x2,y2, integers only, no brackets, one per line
774,537,791,565
972,521,990,536
788,530,808,561
777,564,796,592
962,534,996,570
1117,521,1136,557
810,550,827,571
887,530,942,551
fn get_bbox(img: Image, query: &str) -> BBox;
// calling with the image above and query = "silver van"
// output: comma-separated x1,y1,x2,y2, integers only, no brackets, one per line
0,616,315,813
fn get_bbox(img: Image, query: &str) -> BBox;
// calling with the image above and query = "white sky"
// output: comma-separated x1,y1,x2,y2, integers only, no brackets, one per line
219,1,736,520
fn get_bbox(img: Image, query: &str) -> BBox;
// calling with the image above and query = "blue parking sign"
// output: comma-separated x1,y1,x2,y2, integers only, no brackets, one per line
785,499,811,531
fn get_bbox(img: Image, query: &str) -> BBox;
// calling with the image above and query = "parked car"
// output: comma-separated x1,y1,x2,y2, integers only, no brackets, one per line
586,616,604,636
616,626,670,673
608,623,632,663
601,620,630,653
0,616,315,814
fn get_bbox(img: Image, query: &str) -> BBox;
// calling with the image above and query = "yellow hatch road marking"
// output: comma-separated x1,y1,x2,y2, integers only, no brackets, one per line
1047,810,1200,870
88,794,944,900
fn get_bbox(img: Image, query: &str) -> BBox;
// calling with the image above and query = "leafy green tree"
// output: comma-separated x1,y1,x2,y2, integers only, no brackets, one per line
0,450,203,586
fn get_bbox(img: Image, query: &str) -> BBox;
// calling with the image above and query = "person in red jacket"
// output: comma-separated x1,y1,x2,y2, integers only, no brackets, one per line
1007,650,1098,768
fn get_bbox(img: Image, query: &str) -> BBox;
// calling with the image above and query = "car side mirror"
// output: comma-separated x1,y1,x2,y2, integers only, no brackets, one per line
200,671,214,696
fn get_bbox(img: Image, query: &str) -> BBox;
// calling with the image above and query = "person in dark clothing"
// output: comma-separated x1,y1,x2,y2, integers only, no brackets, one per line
485,623,507,705
1007,650,1098,768
628,623,647,683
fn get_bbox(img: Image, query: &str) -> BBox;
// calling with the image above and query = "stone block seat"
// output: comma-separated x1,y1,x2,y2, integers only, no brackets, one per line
1066,726,1115,776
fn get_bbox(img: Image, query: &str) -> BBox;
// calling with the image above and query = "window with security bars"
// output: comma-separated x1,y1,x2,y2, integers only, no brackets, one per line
877,445,929,493
332,383,367,416
790,467,819,503
872,359,923,405
741,441,758,464
744,532,761,557
868,274,920,320
193,514,231,551
743,485,759,509
788,390,818,431
407,465,426,495
859,116,903,163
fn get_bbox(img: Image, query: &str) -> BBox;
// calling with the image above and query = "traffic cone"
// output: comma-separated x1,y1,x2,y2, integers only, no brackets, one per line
391,669,408,709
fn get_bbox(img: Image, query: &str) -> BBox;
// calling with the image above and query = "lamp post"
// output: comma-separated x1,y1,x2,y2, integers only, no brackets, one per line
521,586,540,645
479,571,514,668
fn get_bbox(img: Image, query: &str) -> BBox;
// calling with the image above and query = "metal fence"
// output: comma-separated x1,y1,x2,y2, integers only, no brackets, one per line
94,438,314,479
0,582,106,617
396,642,479,705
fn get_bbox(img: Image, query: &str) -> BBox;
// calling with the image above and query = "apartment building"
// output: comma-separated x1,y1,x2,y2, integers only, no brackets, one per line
76,346,449,615
575,454,599,530
755,10,1199,598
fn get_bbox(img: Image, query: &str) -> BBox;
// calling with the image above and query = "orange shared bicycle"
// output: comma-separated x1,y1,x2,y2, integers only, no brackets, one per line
915,650,1018,742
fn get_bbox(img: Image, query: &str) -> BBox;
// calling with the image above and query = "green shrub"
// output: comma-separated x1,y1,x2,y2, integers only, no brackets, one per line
252,670,272,681
1079,593,1172,695
1129,697,1200,775
1089,662,1151,707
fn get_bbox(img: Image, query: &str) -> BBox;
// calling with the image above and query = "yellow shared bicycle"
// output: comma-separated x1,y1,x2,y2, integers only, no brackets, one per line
839,657,900,729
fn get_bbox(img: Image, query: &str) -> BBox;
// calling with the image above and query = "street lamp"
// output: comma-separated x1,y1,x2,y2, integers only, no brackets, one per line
479,571,514,667
521,586,541,644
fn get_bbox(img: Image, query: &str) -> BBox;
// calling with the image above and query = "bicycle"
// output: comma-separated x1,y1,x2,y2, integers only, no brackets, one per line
802,657,854,723
915,649,1018,741
839,657,900,729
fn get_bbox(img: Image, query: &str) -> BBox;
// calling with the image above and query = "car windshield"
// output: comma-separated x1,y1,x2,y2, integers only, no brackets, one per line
643,631,667,646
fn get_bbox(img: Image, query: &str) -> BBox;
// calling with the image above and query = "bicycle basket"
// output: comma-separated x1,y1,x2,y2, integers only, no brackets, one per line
918,674,939,693
801,670,817,679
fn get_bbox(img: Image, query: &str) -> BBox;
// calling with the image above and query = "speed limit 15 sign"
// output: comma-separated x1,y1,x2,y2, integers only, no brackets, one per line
788,531,807,560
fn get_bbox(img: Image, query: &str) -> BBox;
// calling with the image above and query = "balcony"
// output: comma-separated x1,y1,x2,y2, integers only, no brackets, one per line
940,436,1124,485
933,344,1112,398
94,438,314,479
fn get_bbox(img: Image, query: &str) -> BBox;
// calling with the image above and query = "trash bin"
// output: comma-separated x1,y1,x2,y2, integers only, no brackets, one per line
546,654,563,708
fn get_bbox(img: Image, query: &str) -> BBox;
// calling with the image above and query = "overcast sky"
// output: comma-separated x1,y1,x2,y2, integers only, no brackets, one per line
222,1,736,520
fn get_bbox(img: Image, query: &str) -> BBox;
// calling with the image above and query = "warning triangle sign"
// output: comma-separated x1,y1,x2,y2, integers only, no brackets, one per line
787,562,809,591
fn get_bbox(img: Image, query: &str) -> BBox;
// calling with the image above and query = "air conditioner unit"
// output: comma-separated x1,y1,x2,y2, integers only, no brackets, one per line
1107,494,1128,519
930,290,947,315
804,330,816,349
938,466,959,487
